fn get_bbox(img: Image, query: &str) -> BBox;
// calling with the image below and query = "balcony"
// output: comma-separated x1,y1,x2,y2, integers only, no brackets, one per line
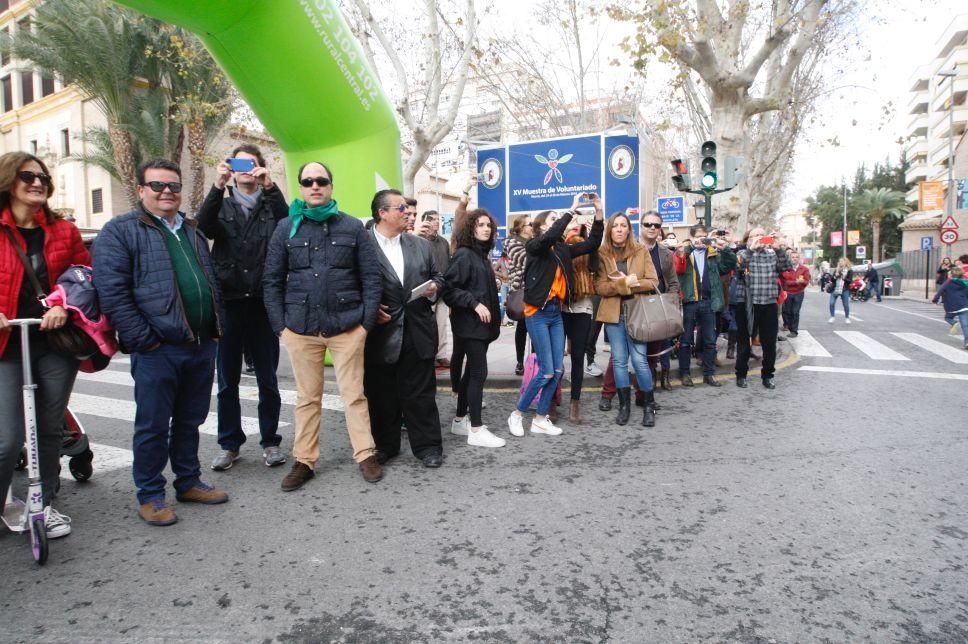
929,103,968,136
907,112,928,137
904,137,928,160
907,89,929,114
905,161,929,186
930,75,968,113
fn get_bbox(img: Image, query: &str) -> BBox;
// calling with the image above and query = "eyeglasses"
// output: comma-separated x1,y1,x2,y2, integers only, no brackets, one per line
142,181,183,193
383,203,408,214
17,170,51,186
642,222,662,229
299,176,332,188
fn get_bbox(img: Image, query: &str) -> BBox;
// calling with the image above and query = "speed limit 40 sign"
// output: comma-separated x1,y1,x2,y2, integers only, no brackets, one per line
941,229,959,245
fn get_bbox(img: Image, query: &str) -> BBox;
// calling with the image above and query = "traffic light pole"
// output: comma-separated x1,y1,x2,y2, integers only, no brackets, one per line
676,187,730,229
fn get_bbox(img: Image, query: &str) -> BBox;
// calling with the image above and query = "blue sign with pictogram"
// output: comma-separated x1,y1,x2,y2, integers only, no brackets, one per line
656,196,685,225
920,236,933,251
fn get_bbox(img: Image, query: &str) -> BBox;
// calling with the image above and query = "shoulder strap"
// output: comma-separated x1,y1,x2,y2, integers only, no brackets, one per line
2,226,47,299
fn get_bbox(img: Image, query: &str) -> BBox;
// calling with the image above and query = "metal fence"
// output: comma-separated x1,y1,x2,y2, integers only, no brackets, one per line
896,248,945,299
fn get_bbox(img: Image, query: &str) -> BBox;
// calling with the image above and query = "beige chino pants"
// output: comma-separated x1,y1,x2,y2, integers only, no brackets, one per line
282,326,375,466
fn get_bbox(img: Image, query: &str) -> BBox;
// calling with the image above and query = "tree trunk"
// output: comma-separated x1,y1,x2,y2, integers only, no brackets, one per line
186,117,206,215
708,96,749,233
402,136,434,199
108,123,139,208
871,215,881,263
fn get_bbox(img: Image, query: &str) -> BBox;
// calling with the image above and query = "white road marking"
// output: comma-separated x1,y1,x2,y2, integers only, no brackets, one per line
834,331,909,361
798,365,968,381
832,310,863,322
60,443,132,480
892,332,968,364
874,303,949,325
786,330,832,358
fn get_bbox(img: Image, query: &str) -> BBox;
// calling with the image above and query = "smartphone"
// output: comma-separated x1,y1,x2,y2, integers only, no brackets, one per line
583,192,598,201
476,173,486,181
716,229,727,237
608,270,625,279
228,157,256,173
759,235,775,246
702,238,715,246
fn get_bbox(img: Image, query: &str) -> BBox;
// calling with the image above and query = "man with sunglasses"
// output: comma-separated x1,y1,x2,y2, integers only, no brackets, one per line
196,144,288,473
263,162,383,489
93,159,228,526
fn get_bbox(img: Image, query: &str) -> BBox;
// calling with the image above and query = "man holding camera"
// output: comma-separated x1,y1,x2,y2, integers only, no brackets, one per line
673,225,736,387
416,210,452,367
197,144,288,472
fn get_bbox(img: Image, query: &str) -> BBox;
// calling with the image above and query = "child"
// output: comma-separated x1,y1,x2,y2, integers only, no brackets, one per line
932,266,968,348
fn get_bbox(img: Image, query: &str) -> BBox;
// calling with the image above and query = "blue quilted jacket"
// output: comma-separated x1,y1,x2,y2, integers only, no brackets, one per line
92,205,223,353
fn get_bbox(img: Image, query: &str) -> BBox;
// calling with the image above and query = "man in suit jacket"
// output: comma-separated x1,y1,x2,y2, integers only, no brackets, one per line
365,189,446,468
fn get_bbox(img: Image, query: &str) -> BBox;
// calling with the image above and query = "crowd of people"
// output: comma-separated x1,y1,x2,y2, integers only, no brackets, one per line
0,147,883,538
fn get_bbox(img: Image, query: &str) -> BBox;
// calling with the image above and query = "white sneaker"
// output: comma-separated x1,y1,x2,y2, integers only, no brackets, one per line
450,416,470,436
845,317,851,324
467,425,506,448
481,398,487,409
508,412,525,437
584,362,603,377
44,506,72,539
828,317,835,323
531,415,563,436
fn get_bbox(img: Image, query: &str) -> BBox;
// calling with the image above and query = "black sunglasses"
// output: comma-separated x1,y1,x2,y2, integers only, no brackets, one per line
299,176,332,188
642,222,662,229
142,181,183,193
383,203,407,214
18,170,51,186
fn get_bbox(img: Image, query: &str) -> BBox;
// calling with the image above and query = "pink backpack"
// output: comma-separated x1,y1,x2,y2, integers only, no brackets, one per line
518,352,562,409
44,265,118,373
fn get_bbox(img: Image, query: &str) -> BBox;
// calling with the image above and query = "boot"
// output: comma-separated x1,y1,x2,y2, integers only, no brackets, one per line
569,399,581,425
616,387,631,426
726,331,736,360
660,369,672,391
642,391,656,428
598,396,612,411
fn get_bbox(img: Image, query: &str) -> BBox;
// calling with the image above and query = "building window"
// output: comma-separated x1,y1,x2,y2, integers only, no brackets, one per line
60,128,70,156
91,188,103,214
1,29,9,67
20,70,33,105
0,1,10,13
41,74,54,97
1,75,11,112
29,140,37,154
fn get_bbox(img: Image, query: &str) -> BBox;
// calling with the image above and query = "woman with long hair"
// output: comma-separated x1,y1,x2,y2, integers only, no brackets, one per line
826,256,853,324
504,215,532,375
561,217,598,424
937,256,952,285
594,213,660,427
443,209,505,447
0,151,91,539
508,194,603,438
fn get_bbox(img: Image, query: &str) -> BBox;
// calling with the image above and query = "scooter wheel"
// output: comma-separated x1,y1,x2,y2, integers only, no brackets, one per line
69,450,94,482
31,517,48,565
15,447,27,471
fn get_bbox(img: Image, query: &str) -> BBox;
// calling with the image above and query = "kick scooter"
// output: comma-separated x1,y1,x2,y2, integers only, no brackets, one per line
1,319,48,564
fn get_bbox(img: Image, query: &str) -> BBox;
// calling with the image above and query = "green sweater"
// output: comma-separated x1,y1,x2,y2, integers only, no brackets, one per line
158,223,215,337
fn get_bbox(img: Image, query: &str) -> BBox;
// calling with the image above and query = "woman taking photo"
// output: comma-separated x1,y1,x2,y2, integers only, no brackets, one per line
561,217,597,425
508,194,603,438
826,257,853,324
0,152,90,539
937,257,952,285
503,216,532,375
594,213,660,427
444,209,505,447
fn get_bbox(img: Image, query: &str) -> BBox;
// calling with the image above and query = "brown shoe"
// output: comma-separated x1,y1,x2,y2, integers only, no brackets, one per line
281,461,315,491
139,499,178,526
569,399,581,425
175,482,229,504
359,455,383,483
681,373,694,387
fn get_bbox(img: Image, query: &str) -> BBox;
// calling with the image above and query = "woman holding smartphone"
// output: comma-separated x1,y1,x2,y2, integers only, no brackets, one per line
508,193,603,438
594,213,660,427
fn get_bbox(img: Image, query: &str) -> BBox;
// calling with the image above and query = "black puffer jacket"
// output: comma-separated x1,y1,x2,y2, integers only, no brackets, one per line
263,212,381,336
196,184,288,300
523,212,603,308
443,243,501,342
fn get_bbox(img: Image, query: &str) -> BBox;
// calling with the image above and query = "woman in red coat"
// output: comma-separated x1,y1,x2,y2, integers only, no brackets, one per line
0,152,90,539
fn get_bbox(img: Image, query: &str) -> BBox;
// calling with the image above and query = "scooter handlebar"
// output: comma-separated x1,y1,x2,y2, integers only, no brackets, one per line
7,318,43,326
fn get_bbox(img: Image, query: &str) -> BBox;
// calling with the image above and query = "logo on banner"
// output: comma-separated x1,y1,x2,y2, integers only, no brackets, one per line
480,158,503,189
534,149,573,185
608,145,635,179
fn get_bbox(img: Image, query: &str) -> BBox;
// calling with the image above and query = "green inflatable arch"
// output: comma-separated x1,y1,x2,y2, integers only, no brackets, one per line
115,0,402,218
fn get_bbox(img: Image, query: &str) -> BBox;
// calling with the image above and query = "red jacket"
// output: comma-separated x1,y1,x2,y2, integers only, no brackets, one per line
0,207,91,356
781,264,811,295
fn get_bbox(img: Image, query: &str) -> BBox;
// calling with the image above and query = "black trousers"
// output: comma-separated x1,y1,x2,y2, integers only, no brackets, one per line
586,295,603,363
365,334,442,459
735,303,779,380
455,337,490,427
562,311,592,400
514,319,528,365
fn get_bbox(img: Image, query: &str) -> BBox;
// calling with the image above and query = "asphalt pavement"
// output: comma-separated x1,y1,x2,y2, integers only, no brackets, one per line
1,292,966,642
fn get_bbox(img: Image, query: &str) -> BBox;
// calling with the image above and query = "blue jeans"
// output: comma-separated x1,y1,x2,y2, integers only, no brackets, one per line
828,291,850,318
867,279,881,301
680,300,717,376
781,291,805,332
605,314,653,392
216,298,282,451
948,310,968,345
131,340,216,504
517,300,564,415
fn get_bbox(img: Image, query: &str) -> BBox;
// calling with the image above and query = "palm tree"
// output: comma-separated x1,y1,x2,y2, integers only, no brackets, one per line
853,187,911,262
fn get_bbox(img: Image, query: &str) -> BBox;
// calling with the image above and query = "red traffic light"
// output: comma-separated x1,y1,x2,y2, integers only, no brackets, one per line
671,159,687,174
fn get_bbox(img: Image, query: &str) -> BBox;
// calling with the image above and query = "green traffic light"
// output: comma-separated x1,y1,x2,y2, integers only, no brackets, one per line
701,172,717,189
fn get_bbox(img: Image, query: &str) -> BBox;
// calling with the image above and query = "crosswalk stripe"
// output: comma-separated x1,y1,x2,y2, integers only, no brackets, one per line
60,442,132,480
892,332,968,364
834,331,909,360
786,330,831,357
798,366,968,381
75,369,344,411
832,310,863,322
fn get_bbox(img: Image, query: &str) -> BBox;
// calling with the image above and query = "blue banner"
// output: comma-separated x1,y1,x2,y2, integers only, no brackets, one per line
603,135,639,220
507,135,601,213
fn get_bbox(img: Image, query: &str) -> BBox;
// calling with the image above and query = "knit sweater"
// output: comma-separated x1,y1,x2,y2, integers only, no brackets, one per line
158,224,215,336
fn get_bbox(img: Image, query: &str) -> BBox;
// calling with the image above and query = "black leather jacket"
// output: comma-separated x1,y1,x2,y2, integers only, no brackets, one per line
523,212,603,308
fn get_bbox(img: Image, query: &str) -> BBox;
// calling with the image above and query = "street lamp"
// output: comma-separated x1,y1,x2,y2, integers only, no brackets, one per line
938,68,957,259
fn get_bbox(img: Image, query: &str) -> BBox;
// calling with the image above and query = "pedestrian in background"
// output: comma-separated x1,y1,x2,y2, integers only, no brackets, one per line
937,257,952,285
504,215,532,375
780,251,811,338
864,260,882,302
826,257,853,324
932,265,968,349
415,210,452,368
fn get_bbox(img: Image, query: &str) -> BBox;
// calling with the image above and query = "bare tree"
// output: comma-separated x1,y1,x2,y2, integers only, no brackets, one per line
344,0,478,197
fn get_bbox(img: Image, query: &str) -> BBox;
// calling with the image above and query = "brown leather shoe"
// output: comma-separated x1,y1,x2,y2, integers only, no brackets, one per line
176,482,229,504
281,461,315,492
139,499,178,526
569,399,581,424
359,455,383,483
702,375,722,387
681,373,694,387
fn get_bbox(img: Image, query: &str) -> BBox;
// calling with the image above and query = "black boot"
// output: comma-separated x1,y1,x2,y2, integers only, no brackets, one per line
726,331,736,360
616,387,631,426
598,396,612,411
642,391,656,428
660,369,672,391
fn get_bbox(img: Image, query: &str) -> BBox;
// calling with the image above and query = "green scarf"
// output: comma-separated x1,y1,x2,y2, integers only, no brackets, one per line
953,278,968,287
288,198,340,238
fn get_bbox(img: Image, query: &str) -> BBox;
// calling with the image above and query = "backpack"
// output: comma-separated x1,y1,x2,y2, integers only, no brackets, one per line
518,351,562,409
44,265,118,373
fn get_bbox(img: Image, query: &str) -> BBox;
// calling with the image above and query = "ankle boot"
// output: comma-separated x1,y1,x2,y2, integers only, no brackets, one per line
660,369,672,391
616,387,631,426
726,331,736,360
642,391,656,428
569,399,581,425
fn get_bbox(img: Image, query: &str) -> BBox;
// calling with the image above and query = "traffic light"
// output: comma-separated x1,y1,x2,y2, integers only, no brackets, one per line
700,140,717,191
671,158,691,192
722,156,744,189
